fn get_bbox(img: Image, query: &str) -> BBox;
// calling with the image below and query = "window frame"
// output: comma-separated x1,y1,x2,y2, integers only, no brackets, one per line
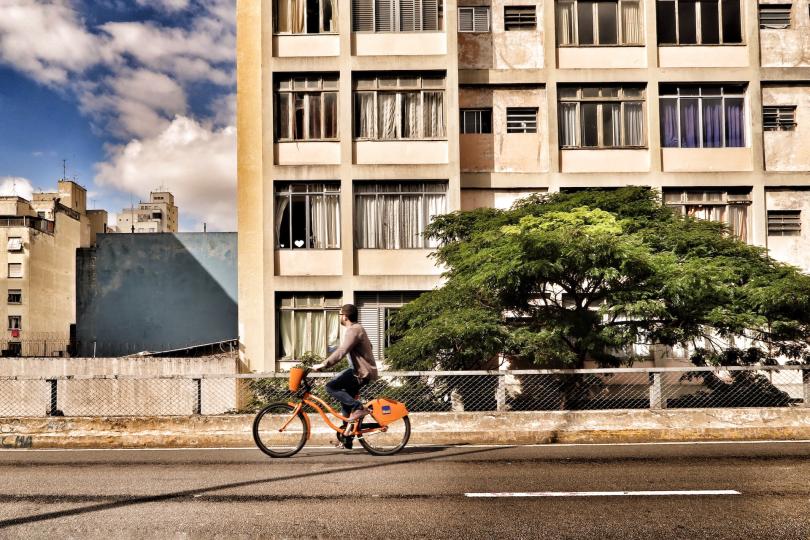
556,0,645,46
656,0,744,46
354,181,448,249
275,75,339,142
353,74,447,140
558,86,647,148
274,182,342,250
8,316,21,331
767,209,801,236
458,6,490,32
506,107,539,133
275,0,338,34
353,0,444,32
460,108,493,134
7,289,21,304
663,188,752,240
277,294,342,360
7,263,22,279
504,6,537,31
659,85,748,148
763,105,797,131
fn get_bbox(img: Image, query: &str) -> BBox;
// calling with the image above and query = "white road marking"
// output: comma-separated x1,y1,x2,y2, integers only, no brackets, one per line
465,490,741,498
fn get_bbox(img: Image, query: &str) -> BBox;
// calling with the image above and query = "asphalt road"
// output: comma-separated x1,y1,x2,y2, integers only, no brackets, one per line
0,442,808,539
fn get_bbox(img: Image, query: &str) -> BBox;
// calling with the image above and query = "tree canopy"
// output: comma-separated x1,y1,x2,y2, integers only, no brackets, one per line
386,187,810,370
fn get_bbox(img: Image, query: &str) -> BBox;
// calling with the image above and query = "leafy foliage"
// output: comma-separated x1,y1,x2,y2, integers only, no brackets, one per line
387,187,810,369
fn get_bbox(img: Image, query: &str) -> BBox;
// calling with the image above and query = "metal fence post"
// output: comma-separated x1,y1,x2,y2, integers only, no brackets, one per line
649,372,665,410
193,378,202,415
803,368,810,408
47,379,58,416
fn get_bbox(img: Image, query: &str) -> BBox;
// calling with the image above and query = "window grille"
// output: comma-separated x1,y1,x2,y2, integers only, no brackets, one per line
275,183,341,249
759,4,792,29
659,85,747,148
558,86,646,148
656,0,743,45
460,108,493,133
556,0,643,46
763,105,797,131
458,6,490,32
504,6,536,30
768,210,801,236
506,107,538,133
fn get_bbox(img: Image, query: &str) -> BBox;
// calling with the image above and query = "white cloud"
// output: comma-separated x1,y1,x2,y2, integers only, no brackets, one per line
0,177,35,201
95,116,236,231
209,92,236,128
135,0,190,12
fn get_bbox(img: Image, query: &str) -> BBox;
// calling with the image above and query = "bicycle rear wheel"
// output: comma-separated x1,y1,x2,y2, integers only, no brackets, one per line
358,415,410,456
252,402,308,458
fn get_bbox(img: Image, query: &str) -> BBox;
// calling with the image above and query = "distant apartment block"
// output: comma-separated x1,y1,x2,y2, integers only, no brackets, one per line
0,180,107,357
116,191,179,233
237,1,810,371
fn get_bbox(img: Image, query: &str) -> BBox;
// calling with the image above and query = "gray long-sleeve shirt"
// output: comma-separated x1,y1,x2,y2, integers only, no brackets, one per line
323,323,379,380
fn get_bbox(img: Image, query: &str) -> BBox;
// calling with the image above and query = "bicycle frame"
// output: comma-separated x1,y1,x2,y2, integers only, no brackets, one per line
284,391,388,438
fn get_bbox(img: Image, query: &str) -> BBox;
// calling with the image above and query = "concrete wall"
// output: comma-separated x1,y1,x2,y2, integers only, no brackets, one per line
76,233,237,357
766,189,810,272
760,0,810,67
763,85,810,171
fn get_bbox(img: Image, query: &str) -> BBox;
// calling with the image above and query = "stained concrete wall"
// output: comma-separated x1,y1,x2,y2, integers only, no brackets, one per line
763,85,810,171
76,233,237,357
766,189,810,272
760,1,810,67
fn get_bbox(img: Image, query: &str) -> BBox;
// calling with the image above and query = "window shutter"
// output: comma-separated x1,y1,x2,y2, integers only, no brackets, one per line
422,0,438,30
759,4,791,29
767,210,801,236
353,0,374,31
375,0,394,31
400,0,419,31
458,7,473,31
473,6,489,31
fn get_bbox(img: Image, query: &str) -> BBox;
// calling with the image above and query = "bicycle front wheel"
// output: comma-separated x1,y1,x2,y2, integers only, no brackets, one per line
252,402,308,458
358,415,410,456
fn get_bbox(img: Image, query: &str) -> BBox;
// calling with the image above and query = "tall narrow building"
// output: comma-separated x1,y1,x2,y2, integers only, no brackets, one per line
238,1,810,371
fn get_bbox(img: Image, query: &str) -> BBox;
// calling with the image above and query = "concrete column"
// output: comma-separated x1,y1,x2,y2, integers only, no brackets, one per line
803,368,810,408
649,372,665,409
495,373,507,412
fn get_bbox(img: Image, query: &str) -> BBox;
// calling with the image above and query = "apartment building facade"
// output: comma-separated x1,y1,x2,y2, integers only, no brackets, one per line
237,0,810,372
116,191,179,233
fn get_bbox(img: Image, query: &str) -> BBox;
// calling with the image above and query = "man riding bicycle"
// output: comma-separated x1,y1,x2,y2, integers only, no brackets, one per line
311,303,378,448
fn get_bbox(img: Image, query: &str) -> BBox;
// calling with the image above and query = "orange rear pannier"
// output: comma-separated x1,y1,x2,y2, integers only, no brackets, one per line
367,398,408,426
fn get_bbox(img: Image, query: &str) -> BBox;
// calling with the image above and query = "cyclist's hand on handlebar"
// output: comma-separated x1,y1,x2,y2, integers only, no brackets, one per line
310,363,326,372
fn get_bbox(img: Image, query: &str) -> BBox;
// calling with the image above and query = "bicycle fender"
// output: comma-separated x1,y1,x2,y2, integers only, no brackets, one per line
287,401,312,441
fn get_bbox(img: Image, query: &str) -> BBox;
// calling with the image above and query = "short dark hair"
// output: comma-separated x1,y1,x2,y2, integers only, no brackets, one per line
340,303,358,323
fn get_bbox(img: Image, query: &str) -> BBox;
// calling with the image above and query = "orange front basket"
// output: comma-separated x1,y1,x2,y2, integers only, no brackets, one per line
367,398,409,426
289,367,305,392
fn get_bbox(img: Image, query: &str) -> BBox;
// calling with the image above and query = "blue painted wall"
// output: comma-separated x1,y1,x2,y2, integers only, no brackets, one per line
76,233,237,356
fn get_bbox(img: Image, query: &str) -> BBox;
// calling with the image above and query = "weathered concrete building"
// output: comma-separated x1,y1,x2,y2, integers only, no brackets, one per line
237,0,810,371
0,180,106,357
116,191,179,233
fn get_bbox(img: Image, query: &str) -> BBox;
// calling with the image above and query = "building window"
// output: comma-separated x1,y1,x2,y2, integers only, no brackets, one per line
504,6,537,30
7,237,22,252
558,86,645,148
657,0,743,45
7,290,21,304
664,189,751,241
5,342,21,357
763,105,797,131
353,0,443,31
275,75,338,141
759,4,791,29
8,316,21,330
458,6,490,32
659,85,746,148
356,292,422,362
275,183,341,249
7,263,22,279
506,107,538,133
355,182,447,249
278,294,341,360
276,0,337,33
556,0,643,45
768,210,801,236
354,74,446,140
460,108,493,133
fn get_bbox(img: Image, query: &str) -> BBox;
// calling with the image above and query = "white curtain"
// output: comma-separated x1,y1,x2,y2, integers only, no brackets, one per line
326,311,340,350
308,194,340,249
559,102,578,146
311,312,325,358
401,195,420,248
381,195,400,248
378,93,397,139
278,0,291,32
556,2,575,45
307,93,321,139
401,92,419,138
623,102,643,146
356,193,378,248
423,91,445,137
425,193,446,248
356,93,375,138
280,310,294,358
292,0,305,32
620,0,641,44
728,206,748,241
277,94,291,139
294,311,307,358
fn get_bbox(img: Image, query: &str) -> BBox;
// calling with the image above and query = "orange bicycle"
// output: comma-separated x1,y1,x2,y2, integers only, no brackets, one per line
252,368,411,457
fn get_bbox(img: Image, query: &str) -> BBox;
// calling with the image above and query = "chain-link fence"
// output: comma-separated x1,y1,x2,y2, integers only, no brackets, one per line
0,366,808,418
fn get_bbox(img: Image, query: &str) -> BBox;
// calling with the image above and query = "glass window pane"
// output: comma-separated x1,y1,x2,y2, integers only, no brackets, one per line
680,97,700,148
556,1,576,44
657,0,677,43
306,0,319,33
401,92,419,138
323,92,337,138
620,0,642,44
577,1,595,44
702,97,723,148
291,195,308,248
559,102,578,146
721,0,742,43
724,97,745,147
307,94,322,139
700,0,720,44
294,94,305,139
597,2,618,45
277,93,291,139
678,0,698,44
322,0,336,31
602,103,620,147
623,102,644,146
660,98,679,147
480,110,492,133
581,103,599,147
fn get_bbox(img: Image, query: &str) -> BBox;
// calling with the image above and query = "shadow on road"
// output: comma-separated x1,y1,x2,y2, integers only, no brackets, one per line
0,445,512,529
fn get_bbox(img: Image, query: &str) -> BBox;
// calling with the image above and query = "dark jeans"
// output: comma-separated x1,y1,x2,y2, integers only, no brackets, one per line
325,368,367,418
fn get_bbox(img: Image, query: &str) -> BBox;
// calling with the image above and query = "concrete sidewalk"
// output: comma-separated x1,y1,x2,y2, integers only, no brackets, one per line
2,408,810,449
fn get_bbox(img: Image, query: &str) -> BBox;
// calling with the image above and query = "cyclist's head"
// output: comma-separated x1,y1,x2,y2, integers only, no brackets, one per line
340,303,358,323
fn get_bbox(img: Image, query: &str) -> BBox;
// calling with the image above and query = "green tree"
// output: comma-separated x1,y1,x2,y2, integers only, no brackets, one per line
386,187,810,370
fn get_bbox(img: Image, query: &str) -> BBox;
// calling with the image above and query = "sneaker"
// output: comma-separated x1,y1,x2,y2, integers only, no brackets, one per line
348,407,371,422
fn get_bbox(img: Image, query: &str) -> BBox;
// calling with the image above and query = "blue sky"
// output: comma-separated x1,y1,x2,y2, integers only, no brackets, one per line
0,0,236,231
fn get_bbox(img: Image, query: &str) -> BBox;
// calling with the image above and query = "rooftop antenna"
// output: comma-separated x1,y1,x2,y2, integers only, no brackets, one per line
62,159,67,181
130,193,135,234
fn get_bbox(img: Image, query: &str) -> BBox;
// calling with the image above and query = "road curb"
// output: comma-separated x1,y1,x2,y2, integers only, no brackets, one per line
2,408,810,448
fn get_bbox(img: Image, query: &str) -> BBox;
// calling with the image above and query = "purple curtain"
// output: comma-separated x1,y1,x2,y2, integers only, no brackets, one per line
725,98,745,147
702,98,722,148
679,98,699,148
660,99,679,148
